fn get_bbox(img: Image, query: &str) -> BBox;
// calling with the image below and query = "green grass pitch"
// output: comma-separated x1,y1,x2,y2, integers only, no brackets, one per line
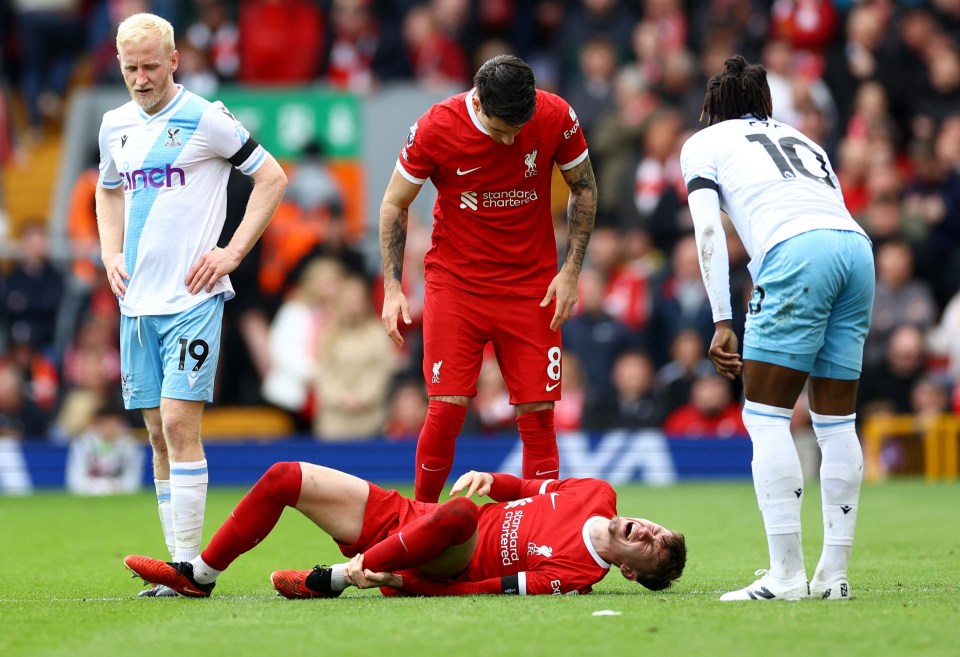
1,479,958,657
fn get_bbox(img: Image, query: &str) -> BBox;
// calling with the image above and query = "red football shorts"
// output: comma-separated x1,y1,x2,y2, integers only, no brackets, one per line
422,281,563,404
337,483,436,557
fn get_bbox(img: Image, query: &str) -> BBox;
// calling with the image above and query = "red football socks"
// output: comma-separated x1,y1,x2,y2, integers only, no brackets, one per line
363,497,478,572
517,409,559,479
414,400,468,502
201,461,302,571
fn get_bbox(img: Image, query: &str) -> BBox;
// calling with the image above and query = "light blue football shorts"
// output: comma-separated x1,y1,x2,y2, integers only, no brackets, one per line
119,294,225,409
743,229,875,380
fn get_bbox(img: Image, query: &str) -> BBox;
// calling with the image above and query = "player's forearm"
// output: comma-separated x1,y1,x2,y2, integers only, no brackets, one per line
688,188,733,321
225,162,287,261
379,202,409,288
487,473,551,501
562,162,597,275
95,184,125,259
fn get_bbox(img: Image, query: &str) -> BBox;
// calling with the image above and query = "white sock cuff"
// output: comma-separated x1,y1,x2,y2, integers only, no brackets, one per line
169,459,209,484
190,556,221,584
154,479,171,501
330,563,349,591
810,411,856,430
743,400,793,420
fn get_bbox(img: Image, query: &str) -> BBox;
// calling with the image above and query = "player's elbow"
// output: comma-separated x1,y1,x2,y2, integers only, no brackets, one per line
257,157,288,193
271,164,289,191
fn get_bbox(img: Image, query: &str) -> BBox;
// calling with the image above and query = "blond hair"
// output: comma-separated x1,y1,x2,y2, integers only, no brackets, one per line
116,13,175,54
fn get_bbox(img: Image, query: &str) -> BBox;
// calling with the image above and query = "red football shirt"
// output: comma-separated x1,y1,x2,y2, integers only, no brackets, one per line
397,88,589,297
460,477,616,595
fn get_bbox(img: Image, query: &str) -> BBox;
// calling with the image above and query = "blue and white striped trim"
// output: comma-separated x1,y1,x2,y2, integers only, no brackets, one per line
240,148,267,175
809,411,856,429
169,466,208,476
743,400,793,419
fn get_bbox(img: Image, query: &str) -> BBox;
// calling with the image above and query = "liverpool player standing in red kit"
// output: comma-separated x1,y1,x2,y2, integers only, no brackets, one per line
379,55,598,502
124,463,686,598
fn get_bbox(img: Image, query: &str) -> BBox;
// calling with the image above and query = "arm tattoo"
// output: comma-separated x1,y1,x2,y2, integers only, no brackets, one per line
383,209,408,283
563,158,597,272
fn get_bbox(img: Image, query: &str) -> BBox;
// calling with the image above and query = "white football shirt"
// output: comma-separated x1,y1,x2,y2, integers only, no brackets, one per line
680,116,865,283
98,85,268,317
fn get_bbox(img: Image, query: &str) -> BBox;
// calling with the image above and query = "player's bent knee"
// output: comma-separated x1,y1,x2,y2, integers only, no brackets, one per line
257,461,302,506
439,496,479,543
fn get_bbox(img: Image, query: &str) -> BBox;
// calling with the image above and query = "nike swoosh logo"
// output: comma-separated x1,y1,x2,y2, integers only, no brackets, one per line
181,586,205,595
421,464,445,472
456,166,481,175
548,492,559,509
545,382,560,392
187,374,200,389
537,469,558,477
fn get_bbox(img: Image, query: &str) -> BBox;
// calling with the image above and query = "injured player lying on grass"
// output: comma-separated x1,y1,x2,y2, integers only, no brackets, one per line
125,462,686,597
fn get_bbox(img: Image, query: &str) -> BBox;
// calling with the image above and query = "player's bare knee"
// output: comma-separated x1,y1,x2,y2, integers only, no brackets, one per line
429,395,470,407
147,430,167,453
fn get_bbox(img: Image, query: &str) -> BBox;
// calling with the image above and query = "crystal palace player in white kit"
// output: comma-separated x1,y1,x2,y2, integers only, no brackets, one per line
378,55,597,503
680,55,874,601
124,463,686,598
97,13,286,597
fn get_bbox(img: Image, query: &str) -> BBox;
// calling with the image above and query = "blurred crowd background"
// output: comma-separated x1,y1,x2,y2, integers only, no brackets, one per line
0,1,958,481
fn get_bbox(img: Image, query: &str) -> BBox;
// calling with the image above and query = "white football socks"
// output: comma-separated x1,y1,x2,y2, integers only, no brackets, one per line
169,459,208,562
190,556,222,585
154,480,176,560
743,400,806,581
811,411,862,581
330,563,349,592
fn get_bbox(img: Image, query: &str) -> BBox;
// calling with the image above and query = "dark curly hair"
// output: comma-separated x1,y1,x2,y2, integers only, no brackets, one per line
473,54,537,127
700,55,772,126
636,531,687,591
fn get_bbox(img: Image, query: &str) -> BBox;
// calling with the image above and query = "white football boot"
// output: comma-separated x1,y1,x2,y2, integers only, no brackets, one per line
810,572,851,600
719,569,810,601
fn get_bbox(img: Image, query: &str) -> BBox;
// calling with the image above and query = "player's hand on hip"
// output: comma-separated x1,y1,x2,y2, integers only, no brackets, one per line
186,247,240,294
541,268,578,332
450,470,493,498
103,253,130,299
381,287,411,347
708,324,742,380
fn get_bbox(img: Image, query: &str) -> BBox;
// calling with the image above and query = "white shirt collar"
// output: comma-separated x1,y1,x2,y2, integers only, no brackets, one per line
465,88,490,136
582,516,611,569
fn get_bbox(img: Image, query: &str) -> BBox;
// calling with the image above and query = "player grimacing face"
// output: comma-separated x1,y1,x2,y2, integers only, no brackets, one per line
607,516,669,581
118,37,179,115
471,96,525,145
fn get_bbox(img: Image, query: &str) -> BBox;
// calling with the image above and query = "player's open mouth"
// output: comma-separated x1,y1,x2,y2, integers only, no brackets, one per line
625,522,635,541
